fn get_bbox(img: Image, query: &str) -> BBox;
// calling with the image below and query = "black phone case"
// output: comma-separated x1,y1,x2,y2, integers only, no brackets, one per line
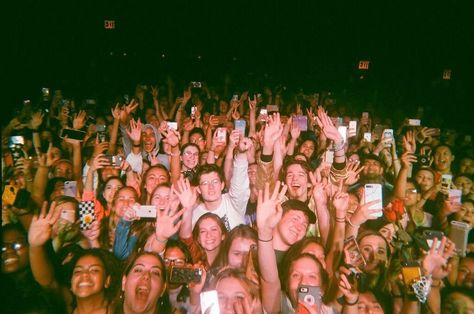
169,267,202,284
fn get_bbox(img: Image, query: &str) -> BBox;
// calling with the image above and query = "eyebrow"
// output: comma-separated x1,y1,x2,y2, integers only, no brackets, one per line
74,264,103,269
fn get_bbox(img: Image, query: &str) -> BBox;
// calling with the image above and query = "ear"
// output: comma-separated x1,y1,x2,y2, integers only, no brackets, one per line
121,275,126,292
105,275,111,289
220,181,225,192
196,186,202,195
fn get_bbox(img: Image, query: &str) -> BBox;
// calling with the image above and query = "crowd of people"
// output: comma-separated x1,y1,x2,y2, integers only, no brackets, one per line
2,80,473,314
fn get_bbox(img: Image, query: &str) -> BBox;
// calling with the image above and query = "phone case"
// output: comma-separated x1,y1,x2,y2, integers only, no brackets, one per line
294,116,308,131
364,184,383,215
135,205,157,218
449,221,470,257
363,132,372,142
348,121,357,137
216,128,227,144
401,262,421,291
297,286,321,314
234,119,246,135
449,189,462,203
338,126,347,142
2,185,18,206
423,230,444,249
344,236,367,267
64,181,77,197
78,201,96,230
169,267,202,284
200,290,220,314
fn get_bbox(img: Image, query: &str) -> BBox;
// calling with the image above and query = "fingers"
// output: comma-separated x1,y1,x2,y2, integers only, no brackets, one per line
39,201,48,218
271,181,281,200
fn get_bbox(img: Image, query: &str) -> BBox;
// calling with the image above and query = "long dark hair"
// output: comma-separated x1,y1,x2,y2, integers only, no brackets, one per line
212,224,257,270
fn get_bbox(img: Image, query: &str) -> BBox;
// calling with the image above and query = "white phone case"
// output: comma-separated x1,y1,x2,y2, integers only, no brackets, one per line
364,184,383,216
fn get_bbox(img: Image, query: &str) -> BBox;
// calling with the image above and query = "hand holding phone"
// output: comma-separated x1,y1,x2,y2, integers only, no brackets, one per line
297,286,321,314
401,261,422,296
364,184,383,217
135,205,157,219
200,290,220,314
79,201,96,230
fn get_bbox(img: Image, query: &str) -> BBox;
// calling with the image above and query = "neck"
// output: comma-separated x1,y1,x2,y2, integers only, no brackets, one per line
75,293,107,314
206,247,220,265
272,230,289,251
204,198,222,211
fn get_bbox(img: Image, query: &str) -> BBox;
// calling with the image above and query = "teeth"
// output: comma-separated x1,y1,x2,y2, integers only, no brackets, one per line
4,258,18,264
78,282,93,287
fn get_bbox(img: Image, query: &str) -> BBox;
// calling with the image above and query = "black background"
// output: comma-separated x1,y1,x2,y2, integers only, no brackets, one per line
5,0,474,129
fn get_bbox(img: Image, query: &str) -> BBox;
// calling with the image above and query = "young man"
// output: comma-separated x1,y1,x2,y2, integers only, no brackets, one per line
191,138,251,230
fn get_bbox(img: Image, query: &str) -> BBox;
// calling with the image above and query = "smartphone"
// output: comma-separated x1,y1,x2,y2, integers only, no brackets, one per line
297,286,321,314
232,94,239,101
363,132,372,142
78,201,96,230
200,290,220,314
169,267,203,284
64,181,77,198
234,119,246,135
401,261,422,295
336,117,343,127
191,106,197,119
96,124,106,133
373,124,384,141
105,155,124,167
135,205,157,218
2,185,18,206
294,115,308,131
259,108,268,121
364,184,383,216
423,230,444,249
441,174,453,191
8,136,25,147
344,236,367,267
408,119,421,126
216,127,227,144
449,221,471,257
338,126,347,143
348,121,357,137
383,129,394,139
167,122,178,130
60,128,87,141
267,104,279,112
449,189,462,204
323,150,334,164
417,154,430,167
190,81,202,88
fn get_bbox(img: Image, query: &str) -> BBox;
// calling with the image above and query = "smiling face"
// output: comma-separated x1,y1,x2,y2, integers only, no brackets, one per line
216,277,254,314
71,255,109,300
190,133,206,152
102,178,124,205
53,160,73,180
285,164,310,201
456,257,474,289
151,186,174,212
362,159,384,181
145,167,170,196
142,127,157,153
122,254,166,314
227,237,257,269
459,158,474,175
299,140,315,159
454,201,474,228
404,181,420,207
276,210,309,249
2,228,29,274
287,256,322,307
181,146,200,170
434,146,455,173
113,188,137,217
415,169,435,192
197,172,224,203
197,217,225,252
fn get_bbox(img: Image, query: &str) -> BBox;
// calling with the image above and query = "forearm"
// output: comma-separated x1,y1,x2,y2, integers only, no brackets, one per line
108,119,120,155
286,138,297,156
71,143,83,194
223,146,235,188
315,200,330,246
181,131,190,145
29,245,58,289
84,167,96,193
169,147,182,184
327,219,346,276
394,167,409,199
257,228,281,314
32,166,49,206
249,110,256,137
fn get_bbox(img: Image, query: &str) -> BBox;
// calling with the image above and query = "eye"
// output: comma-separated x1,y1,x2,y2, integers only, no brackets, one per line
133,267,144,274
151,270,161,277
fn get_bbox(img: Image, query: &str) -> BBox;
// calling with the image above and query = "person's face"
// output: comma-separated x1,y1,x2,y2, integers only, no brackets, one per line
299,140,315,159
216,277,253,314
197,172,224,203
102,178,124,205
460,158,474,175
415,169,435,192
454,176,473,196
348,154,360,163
71,255,109,299
456,258,474,289
181,146,199,170
404,182,419,207
142,128,157,153
454,202,474,228
285,164,309,200
122,255,166,314
442,292,474,314
247,164,257,187
53,161,73,179
190,133,206,152
362,159,384,181
277,210,309,247
164,247,187,288
227,237,257,269
434,146,454,172
145,168,169,195
357,292,384,314
151,186,172,211
302,242,326,269
359,235,388,274
2,229,29,274
114,189,137,217
197,218,224,252
288,257,321,306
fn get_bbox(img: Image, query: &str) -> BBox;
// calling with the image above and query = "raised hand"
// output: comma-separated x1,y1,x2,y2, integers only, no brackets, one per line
90,153,110,171
290,120,301,139
349,194,382,227
422,237,454,277
151,85,159,99
257,181,288,235
238,137,252,153
111,103,122,120
162,127,180,148
29,111,44,130
155,203,184,243
173,177,197,209
344,160,364,186
81,220,101,247
403,130,417,153
338,267,360,305
332,181,349,219
92,139,109,157
126,118,143,144
315,106,342,143
183,87,192,104
248,95,257,112
309,171,329,205
28,201,61,247
228,130,240,149
72,110,87,130
400,151,417,169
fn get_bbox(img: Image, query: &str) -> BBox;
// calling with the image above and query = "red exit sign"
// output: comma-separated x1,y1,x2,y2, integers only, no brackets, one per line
104,20,116,29
358,60,370,70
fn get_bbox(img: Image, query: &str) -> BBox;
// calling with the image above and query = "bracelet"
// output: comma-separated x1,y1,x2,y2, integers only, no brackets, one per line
155,235,168,243
333,140,345,152
346,217,359,228
344,296,359,306
336,217,346,223
258,236,273,242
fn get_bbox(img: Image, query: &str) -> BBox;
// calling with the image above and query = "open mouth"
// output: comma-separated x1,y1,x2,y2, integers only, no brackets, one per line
136,285,150,299
78,281,94,288
3,257,18,265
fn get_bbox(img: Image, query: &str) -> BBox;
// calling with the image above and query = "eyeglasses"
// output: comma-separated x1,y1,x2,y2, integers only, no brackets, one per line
191,138,205,144
163,258,186,267
183,151,199,158
199,179,220,187
2,241,26,252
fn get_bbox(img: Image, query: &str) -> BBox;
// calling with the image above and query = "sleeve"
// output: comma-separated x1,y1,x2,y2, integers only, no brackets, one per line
120,125,132,157
113,218,137,261
180,236,205,264
256,156,275,192
228,157,250,216
126,151,143,174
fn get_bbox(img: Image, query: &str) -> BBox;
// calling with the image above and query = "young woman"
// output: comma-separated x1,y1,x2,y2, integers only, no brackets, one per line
116,252,170,314
212,225,258,270
139,165,170,205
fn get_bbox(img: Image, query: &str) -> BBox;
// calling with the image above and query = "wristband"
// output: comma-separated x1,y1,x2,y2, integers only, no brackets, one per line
344,296,359,306
155,235,168,243
258,236,273,242
333,140,345,152
336,217,346,223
